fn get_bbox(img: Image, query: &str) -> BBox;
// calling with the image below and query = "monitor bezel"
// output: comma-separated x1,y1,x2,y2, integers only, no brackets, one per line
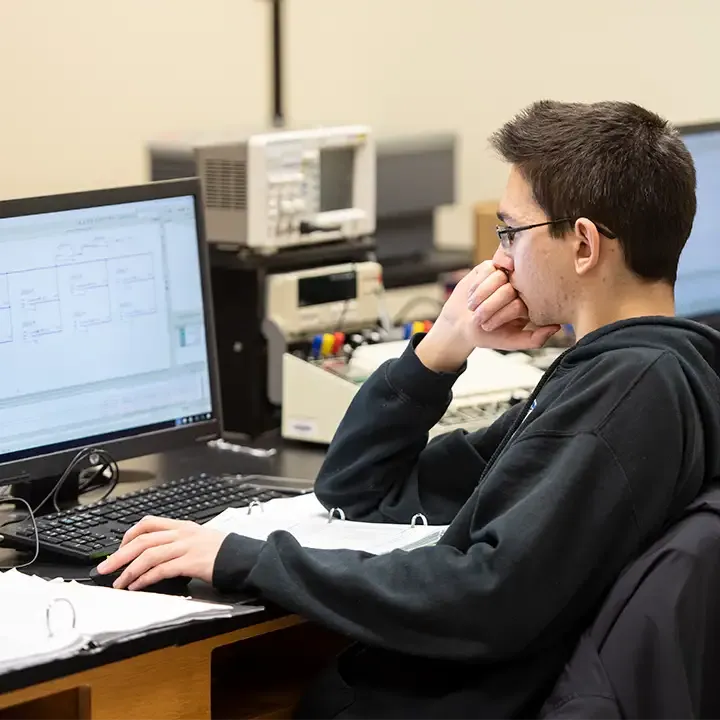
677,120,720,137
0,178,223,485
676,121,720,327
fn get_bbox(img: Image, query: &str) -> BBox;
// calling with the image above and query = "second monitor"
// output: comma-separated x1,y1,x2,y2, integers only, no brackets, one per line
677,122,720,325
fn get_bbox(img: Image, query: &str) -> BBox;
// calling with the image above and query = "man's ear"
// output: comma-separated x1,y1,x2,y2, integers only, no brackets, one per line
572,218,601,276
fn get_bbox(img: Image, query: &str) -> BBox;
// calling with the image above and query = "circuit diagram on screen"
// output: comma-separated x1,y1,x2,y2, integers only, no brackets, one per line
0,240,158,345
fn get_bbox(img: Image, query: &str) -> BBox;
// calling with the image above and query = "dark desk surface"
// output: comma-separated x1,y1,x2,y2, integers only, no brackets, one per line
120,430,326,488
0,433,326,695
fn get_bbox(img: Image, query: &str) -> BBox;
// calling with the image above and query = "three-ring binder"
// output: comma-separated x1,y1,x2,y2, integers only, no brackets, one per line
326,507,429,527
201,491,447,555
247,499,264,514
46,597,76,638
327,507,346,522
410,513,428,527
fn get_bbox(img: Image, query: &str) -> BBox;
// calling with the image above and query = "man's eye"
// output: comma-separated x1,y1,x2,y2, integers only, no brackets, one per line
506,229,516,243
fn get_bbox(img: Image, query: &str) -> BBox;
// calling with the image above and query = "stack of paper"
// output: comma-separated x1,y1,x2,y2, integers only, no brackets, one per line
206,492,448,554
349,340,544,399
0,569,234,674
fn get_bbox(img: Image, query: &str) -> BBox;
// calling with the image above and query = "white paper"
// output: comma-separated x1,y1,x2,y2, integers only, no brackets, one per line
0,569,234,674
206,492,447,554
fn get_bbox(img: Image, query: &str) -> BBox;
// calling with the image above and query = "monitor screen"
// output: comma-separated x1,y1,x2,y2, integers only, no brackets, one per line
676,126,720,319
0,188,215,465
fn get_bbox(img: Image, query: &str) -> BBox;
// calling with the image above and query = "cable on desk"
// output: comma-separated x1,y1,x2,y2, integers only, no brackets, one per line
392,295,444,325
334,262,357,334
30,447,119,514
77,455,119,504
0,447,118,572
0,497,39,571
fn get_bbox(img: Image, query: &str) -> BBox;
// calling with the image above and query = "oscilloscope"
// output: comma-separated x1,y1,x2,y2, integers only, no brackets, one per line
194,125,376,252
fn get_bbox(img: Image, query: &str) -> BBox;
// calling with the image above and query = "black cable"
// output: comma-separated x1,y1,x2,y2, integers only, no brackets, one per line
0,447,118,573
334,298,350,334
29,446,95,516
271,0,284,127
0,497,39,570
94,457,119,503
78,455,119,501
334,263,357,334
79,463,106,492
392,295,444,325
48,448,118,513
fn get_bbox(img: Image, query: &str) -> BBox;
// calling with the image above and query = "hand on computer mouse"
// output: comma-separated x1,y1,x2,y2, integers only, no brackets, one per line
95,516,229,591
89,564,192,595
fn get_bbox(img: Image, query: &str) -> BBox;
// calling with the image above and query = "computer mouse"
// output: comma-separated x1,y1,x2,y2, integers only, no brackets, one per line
88,565,192,595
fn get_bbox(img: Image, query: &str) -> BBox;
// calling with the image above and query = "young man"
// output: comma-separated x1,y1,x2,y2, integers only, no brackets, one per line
99,101,720,717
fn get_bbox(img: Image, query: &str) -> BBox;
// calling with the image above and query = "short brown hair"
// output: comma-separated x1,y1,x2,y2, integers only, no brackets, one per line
490,100,696,284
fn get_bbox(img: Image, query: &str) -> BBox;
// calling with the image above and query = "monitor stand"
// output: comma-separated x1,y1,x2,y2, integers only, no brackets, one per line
11,473,81,517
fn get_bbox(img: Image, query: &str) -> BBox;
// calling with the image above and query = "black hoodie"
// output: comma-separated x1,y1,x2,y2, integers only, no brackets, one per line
213,318,720,717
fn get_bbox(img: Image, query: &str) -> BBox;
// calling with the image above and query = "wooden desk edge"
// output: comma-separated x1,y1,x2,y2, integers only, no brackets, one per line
0,613,305,714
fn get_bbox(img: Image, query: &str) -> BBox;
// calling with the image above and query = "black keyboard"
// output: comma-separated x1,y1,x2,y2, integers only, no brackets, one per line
0,473,290,563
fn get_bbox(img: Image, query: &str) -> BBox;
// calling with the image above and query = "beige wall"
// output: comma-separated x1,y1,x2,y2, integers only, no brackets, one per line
0,0,718,249
287,0,720,248
0,0,268,199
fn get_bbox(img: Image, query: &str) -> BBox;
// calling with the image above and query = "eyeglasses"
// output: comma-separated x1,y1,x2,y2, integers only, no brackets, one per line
495,218,617,250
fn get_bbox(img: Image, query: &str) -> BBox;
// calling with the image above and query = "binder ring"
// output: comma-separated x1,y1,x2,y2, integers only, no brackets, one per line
327,507,346,523
410,513,428,528
247,499,264,515
46,597,76,638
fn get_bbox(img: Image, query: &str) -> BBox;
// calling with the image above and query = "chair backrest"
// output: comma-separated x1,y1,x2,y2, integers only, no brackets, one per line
541,487,720,719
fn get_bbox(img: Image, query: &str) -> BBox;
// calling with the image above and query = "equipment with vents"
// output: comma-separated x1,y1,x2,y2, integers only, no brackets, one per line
149,130,454,261
194,125,375,252
281,340,545,444
147,127,467,435
148,130,467,314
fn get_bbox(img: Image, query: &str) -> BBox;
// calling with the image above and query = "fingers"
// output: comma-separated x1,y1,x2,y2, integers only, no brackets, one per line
472,281,520,327
120,515,186,548
478,296,527,332
127,557,189,592
463,261,561,352
497,324,561,351
469,260,496,285
116,542,186,590
467,269,508,312
98,529,178,574
529,324,562,347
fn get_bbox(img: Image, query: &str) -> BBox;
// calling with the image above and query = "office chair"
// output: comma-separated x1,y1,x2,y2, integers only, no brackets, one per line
540,485,720,719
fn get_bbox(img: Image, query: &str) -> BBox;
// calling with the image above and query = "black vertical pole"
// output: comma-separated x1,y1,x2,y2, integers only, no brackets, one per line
271,0,284,127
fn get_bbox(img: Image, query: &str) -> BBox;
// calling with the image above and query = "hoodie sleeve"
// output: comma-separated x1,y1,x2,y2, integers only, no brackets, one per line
312,334,525,525
214,430,640,660
213,351,689,662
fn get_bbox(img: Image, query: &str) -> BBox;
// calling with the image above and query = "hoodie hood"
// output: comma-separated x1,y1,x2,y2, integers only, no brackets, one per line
564,315,720,489
569,315,720,405
571,317,720,376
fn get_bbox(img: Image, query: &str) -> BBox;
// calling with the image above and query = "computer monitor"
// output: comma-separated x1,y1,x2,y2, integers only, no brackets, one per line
676,122,720,325
0,178,221,498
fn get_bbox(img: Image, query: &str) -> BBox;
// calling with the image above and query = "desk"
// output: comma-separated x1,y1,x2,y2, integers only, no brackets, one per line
120,430,327,489
0,437,347,719
0,612,348,719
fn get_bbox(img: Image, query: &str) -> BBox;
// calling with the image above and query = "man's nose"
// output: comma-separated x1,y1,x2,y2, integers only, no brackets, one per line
492,245,514,275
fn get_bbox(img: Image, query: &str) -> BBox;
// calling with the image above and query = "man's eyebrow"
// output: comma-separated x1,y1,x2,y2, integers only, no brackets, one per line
497,210,514,224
